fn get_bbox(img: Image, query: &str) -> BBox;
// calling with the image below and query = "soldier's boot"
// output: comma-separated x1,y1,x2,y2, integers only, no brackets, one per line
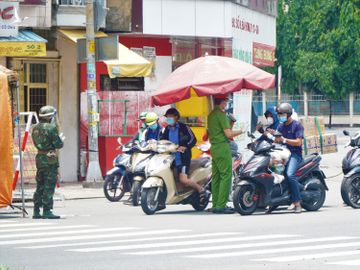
42,209,60,219
32,207,42,219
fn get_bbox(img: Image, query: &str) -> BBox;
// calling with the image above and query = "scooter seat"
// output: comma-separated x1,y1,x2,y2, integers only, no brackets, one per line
189,157,210,175
298,154,317,168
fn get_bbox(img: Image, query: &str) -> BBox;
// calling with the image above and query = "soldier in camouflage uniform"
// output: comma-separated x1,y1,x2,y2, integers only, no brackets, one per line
32,106,64,219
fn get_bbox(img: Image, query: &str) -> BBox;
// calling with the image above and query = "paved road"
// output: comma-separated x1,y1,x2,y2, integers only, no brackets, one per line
1,128,359,270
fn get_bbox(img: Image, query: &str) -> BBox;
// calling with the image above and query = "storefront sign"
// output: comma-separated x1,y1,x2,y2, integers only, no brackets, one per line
232,16,259,35
253,42,275,67
0,2,19,37
130,47,143,56
0,42,46,56
142,46,156,77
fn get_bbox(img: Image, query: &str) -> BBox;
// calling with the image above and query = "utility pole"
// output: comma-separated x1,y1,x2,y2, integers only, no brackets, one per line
84,0,103,186
277,65,282,104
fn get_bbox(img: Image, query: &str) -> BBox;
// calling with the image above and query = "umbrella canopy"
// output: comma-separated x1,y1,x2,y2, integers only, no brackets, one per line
151,56,275,106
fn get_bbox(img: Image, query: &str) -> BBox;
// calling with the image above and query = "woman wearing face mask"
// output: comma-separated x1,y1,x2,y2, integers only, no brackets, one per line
144,112,163,141
161,108,209,201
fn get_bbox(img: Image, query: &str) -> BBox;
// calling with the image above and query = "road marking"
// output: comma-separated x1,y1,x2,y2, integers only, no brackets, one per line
187,241,360,259
0,220,16,223
328,259,360,266
22,232,242,249
129,236,357,256
0,229,186,245
0,223,53,229
254,250,360,262
0,225,95,234
68,234,298,253
0,227,138,239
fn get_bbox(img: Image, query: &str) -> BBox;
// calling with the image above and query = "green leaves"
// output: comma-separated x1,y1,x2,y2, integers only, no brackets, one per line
277,0,360,98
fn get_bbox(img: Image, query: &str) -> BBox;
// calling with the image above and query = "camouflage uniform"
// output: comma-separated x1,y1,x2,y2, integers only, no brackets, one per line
32,122,63,218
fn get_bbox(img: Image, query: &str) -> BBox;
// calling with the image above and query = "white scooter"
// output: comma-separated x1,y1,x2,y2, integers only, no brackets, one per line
141,140,212,215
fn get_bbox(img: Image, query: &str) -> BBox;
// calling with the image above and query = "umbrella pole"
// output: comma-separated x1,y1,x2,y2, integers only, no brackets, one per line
16,81,26,217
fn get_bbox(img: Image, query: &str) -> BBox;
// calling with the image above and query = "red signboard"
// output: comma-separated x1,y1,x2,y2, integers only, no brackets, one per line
252,42,275,67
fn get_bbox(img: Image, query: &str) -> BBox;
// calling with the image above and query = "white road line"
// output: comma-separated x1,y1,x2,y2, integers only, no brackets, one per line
0,225,95,233
129,236,357,256
22,232,242,249
187,241,360,259
0,229,186,245
0,227,139,239
0,220,17,223
0,223,53,229
254,250,360,262
68,234,298,253
328,259,360,266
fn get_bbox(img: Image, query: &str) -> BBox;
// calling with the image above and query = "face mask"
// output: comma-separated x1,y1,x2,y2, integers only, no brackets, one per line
266,117,274,125
279,115,287,123
166,117,175,126
149,124,158,130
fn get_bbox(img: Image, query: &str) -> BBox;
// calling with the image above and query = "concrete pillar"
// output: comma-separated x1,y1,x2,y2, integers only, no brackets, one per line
350,92,354,127
262,91,267,115
304,91,308,117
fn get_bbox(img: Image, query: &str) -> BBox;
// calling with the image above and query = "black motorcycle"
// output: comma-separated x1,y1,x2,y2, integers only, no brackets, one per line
341,130,360,208
233,134,328,215
103,141,134,202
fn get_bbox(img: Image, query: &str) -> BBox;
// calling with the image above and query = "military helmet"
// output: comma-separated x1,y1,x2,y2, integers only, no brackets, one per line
138,111,148,121
277,103,293,116
145,112,159,126
39,105,57,120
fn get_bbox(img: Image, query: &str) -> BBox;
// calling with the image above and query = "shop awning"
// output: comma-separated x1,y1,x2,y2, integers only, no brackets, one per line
58,29,108,42
0,30,47,57
104,43,152,78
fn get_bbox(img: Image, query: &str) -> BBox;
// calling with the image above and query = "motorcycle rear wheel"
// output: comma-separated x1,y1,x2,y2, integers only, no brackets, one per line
141,187,160,215
233,185,258,215
343,174,360,209
301,178,326,211
103,174,126,202
191,192,210,211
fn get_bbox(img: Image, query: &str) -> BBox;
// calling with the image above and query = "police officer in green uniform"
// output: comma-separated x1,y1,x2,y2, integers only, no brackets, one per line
208,95,243,214
32,106,64,219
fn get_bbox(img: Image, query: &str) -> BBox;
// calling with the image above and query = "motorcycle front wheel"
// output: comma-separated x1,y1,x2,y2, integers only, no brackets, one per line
341,177,351,206
103,174,126,202
233,185,258,215
131,181,142,206
343,174,360,209
141,187,160,215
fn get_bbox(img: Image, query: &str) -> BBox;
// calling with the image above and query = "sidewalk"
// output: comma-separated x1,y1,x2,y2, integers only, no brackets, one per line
12,182,105,202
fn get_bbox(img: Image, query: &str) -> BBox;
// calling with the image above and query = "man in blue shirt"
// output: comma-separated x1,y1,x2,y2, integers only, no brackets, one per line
161,108,207,198
275,103,304,214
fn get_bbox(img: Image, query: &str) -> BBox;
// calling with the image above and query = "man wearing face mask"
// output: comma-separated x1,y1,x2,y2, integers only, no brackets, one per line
274,103,304,214
161,108,209,199
208,95,244,214
144,112,162,141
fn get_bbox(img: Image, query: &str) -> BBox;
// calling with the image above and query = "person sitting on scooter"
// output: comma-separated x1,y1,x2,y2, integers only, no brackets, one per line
133,111,148,143
256,106,280,143
161,108,208,200
144,112,163,141
274,103,304,214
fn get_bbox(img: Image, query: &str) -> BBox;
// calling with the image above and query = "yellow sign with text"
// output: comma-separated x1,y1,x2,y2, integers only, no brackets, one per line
0,42,46,56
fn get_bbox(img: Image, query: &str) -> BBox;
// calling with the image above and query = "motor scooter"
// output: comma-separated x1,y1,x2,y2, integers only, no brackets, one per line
341,130,360,208
140,140,212,215
233,132,328,215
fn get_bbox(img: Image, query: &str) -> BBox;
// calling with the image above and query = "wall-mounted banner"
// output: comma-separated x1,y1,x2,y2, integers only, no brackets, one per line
0,42,46,56
0,1,19,37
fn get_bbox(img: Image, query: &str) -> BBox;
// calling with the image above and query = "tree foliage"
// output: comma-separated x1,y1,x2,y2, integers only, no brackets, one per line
277,0,360,98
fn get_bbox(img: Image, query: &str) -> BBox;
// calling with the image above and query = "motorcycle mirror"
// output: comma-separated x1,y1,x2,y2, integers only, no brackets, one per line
343,130,350,136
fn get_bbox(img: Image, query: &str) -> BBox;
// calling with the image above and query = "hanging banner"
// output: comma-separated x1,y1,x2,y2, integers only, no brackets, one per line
0,1,19,37
0,72,13,207
0,42,46,56
253,42,275,67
